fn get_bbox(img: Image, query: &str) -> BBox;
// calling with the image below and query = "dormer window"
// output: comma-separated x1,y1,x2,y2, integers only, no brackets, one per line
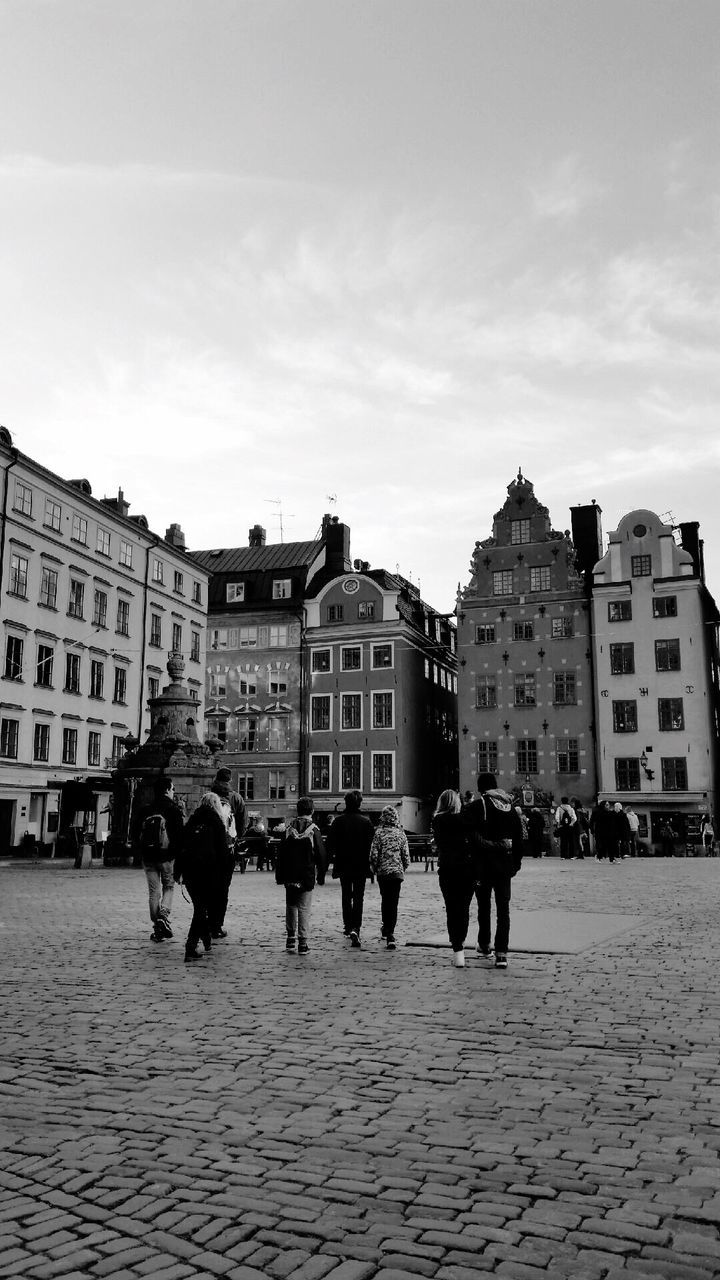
227,582,245,602
272,579,291,599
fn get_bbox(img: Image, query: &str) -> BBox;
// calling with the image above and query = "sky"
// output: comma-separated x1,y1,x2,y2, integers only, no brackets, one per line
1,0,719,612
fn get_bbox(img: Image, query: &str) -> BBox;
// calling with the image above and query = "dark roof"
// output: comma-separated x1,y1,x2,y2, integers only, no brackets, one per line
192,540,321,575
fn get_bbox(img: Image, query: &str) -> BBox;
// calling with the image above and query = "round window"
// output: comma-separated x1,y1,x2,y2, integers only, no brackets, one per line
342,577,360,594
633,523,647,538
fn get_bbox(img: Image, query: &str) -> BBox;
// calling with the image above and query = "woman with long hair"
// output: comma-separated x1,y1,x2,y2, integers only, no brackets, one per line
432,789,474,968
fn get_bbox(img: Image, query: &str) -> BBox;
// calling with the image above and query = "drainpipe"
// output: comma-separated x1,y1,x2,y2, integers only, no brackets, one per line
0,444,20,594
138,532,161,740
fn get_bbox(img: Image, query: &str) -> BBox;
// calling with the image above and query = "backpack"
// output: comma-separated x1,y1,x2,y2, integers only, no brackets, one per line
561,809,573,827
140,811,170,852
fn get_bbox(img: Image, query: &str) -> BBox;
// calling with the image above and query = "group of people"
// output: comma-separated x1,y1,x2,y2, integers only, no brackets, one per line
551,797,640,862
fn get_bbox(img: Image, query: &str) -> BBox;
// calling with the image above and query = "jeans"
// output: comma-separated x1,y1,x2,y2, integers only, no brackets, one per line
438,868,474,952
475,874,512,955
378,877,402,939
144,861,174,924
208,851,235,933
286,887,312,942
340,875,366,934
185,883,212,954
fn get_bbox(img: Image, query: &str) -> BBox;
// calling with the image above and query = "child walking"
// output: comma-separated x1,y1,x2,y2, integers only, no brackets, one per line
369,806,410,950
275,797,327,954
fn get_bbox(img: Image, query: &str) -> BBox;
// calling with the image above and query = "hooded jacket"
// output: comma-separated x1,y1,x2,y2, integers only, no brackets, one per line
463,787,524,879
369,807,410,880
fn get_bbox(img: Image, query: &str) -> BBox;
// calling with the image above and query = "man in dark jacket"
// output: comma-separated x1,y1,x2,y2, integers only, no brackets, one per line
326,790,374,948
464,772,524,969
209,767,247,939
134,776,184,941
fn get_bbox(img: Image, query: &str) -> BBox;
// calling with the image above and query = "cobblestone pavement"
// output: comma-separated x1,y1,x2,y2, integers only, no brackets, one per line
1,857,719,1280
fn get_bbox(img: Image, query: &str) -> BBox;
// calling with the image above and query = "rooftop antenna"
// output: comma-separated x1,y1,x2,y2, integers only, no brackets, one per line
263,498,295,543
327,493,337,507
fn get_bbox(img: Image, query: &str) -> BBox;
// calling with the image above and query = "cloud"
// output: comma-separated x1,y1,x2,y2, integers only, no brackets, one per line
529,155,606,221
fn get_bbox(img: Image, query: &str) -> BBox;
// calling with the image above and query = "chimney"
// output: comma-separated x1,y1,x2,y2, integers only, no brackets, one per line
249,524,266,548
165,522,186,550
100,487,129,517
324,518,351,574
570,501,603,578
678,521,703,579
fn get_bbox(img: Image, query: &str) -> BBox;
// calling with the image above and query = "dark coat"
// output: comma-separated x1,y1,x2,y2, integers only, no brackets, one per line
463,788,524,880
326,811,375,879
134,794,185,866
431,811,472,876
176,805,227,890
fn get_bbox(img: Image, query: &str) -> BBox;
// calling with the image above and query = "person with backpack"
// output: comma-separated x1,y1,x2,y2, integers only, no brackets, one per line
175,791,232,962
135,776,184,942
275,797,327,954
554,796,577,860
369,806,410,950
464,772,524,969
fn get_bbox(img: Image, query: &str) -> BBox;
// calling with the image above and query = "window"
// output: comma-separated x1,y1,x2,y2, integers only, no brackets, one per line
372,752,394,791
530,566,551,592
39,566,58,609
310,754,331,791
172,623,182,654
222,581,244,604
358,601,375,620
615,758,640,791
476,625,496,645
209,628,227,650
268,667,288,696
373,691,394,728
96,526,111,556
341,693,362,730
477,740,498,775
9,553,28,598
68,579,85,619
658,698,684,731
0,718,19,759
190,631,200,662
653,596,677,619
327,604,344,623
268,717,290,751
312,648,331,673
192,581,202,604
173,570,184,594
111,735,126,765
237,717,257,751
493,570,514,596
148,675,159,701
13,481,32,516
661,758,687,791
150,614,162,647
237,774,254,801
44,498,62,531
88,731,101,767
113,667,127,704
511,519,531,545
341,646,362,671
237,626,257,648
655,639,681,672
116,598,129,636
311,695,331,731
553,672,576,705
551,617,574,639
513,622,534,641
65,652,81,693
269,625,288,648
62,727,78,765
36,644,54,688
372,643,393,669
90,660,104,699
612,700,637,733
557,738,579,773
610,643,634,675
272,579,291,599
516,739,538,774
119,539,133,568
631,555,652,577
514,674,536,706
152,558,164,584
33,723,50,762
93,589,108,629
341,753,362,790
71,514,88,544
4,635,23,680
209,671,226,698
476,676,497,708
608,600,632,622
238,672,257,697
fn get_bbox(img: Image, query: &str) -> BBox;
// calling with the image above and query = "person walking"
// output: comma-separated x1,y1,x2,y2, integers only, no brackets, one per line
326,791,375,949
208,768,246,938
135,776,184,942
554,796,577,860
432,789,474,967
369,806,410,950
527,807,545,859
701,814,715,856
275,797,327,954
176,792,230,962
464,772,524,969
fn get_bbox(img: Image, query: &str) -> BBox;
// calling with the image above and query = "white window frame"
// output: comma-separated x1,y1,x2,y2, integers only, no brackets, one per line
268,666,288,697
62,726,78,765
87,730,102,767
120,539,133,568
71,513,88,544
311,647,332,674
14,481,32,516
33,721,50,762
371,750,395,792
372,689,395,730
172,622,182,654
371,641,394,670
272,578,291,599
340,691,363,731
340,751,363,792
340,645,362,672
309,752,332,793
44,498,62,532
152,558,164,584
96,526,111,557
310,693,332,732
115,598,129,636
238,626,257,648
173,570,184,594
190,631,201,662
9,553,29,598
530,565,551,592
238,671,257,697
39,565,58,609
269,625,288,648
227,582,245,602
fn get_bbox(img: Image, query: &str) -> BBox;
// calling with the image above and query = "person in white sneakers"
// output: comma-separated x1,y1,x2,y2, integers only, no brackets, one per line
432,790,474,967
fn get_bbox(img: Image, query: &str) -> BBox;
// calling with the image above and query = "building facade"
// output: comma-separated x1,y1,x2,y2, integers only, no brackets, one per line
591,509,720,846
0,427,208,854
457,471,597,807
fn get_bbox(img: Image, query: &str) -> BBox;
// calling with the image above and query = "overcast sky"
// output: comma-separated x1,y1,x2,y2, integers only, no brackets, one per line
1,0,718,611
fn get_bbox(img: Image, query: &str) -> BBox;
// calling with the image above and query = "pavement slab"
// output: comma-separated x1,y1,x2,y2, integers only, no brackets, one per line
1,857,719,1277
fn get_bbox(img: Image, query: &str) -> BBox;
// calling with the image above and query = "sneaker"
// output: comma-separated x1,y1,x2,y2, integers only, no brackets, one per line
386,937,397,950
156,916,173,939
211,929,228,940
476,947,494,962
452,950,465,967
380,926,387,939
286,937,297,952
298,941,309,955
350,931,362,949
495,953,508,969
184,949,202,963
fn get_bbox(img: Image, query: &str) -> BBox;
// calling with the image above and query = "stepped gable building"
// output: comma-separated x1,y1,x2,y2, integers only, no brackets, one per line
591,509,720,846
0,426,208,855
192,515,352,821
304,564,458,831
457,470,598,808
